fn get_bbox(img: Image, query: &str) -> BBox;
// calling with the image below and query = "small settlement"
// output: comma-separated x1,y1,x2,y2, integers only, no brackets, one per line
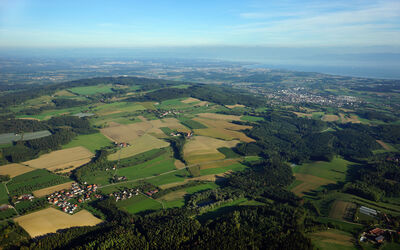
47,183,101,214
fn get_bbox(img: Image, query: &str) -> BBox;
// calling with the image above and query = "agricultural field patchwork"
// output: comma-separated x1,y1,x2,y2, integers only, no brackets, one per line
14,208,102,238
108,134,169,160
291,173,335,197
23,147,93,173
183,136,239,164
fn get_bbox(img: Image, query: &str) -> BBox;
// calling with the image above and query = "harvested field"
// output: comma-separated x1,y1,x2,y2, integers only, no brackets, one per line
194,101,208,106
226,104,245,109
376,140,392,150
159,171,231,189
310,229,355,248
158,190,187,201
33,181,75,197
184,136,239,164
329,200,356,220
100,122,152,142
23,147,93,172
0,163,34,178
293,112,312,118
14,207,102,238
193,117,254,142
196,113,242,121
148,118,190,134
108,134,169,160
291,173,335,197
322,114,340,122
339,113,361,123
174,160,186,169
181,97,201,103
199,159,239,170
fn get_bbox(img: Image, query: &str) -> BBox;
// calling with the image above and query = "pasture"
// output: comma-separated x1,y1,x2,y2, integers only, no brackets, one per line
93,102,145,116
322,114,340,122
291,173,335,197
7,169,70,195
196,113,242,121
226,104,245,109
309,229,355,250
23,146,93,172
68,85,113,95
199,163,247,176
329,200,356,221
240,115,264,122
14,208,102,238
62,133,112,153
0,184,9,204
108,134,169,160
292,157,354,182
0,163,34,178
33,181,75,197
116,153,176,180
339,113,361,123
117,194,162,214
183,136,239,164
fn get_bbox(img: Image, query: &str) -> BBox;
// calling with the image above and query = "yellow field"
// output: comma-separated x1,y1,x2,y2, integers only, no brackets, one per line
329,200,356,220
193,117,254,142
199,159,239,170
23,147,93,172
0,163,34,178
310,229,355,247
101,118,190,142
158,190,187,201
181,97,201,103
14,207,102,238
322,114,340,122
159,171,232,189
174,160,186,169
53,90,76,97
293,112,312,118
196,113,242,121
108,134,169,160
33,181,75,197
376,140,392,150
291,173,335,197
183,136,239,164
339,113,360,123
226,104,245,109
100,122,152,142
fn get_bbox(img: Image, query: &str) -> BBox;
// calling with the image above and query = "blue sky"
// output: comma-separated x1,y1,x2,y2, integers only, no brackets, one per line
0,0,399,47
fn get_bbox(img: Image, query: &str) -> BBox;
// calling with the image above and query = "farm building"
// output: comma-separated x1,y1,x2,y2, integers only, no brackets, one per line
359,206,377,217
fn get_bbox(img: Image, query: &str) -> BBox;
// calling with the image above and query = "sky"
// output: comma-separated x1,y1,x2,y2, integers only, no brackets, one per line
0,0,399,48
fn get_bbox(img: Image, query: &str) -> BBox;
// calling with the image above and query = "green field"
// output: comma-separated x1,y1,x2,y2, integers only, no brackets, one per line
309,229,356,250
117,194,163,214
199,163,247,176
16,106,88,120
116,153,176,180
62,133,112,152
93,102,146,114
0,184,9,204
180,119,207,129
186,183,219,194
68,85,113,95
0,209,17,220
240,116,264,122
146,169,190,187
292,157,355,182
157,98,191,109
217,147,241,158
6,169,70,195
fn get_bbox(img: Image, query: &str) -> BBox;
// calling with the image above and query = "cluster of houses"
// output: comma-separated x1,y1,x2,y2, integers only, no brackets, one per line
109,189,139,202
13,194,35,204
112,175,127,183
359,228,396,244
145,189,159,196
158,110,181,118
170,131,193,138
47,183,100,214
114,142,131,148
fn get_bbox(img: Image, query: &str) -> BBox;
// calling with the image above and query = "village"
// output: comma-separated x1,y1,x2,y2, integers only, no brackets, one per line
47,183,102,214
109,188,159,202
